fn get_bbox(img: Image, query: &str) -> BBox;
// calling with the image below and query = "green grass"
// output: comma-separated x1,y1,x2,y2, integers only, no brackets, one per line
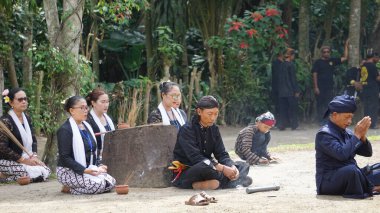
367,135,380,141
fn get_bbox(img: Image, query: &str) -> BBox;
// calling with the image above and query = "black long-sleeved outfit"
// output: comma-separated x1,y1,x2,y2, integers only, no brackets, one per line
0,113,37,161
57,120,97,175
172,116,249,189
277,60,300,129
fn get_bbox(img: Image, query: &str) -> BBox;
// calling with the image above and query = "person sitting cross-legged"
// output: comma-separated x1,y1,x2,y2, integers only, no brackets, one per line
171,96,252,190
315,95,380,199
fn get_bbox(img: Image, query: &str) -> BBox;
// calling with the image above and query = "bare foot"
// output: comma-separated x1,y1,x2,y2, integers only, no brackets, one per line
0,172,8,179
61,185,71,193
192,180,219,190
373,186,380,193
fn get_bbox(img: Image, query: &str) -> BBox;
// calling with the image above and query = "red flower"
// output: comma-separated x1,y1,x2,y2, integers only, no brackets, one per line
246,29,258,38
240,41,249,49
278,34,285,38
266,8,280,17
228,21,244,32
251,12,263,22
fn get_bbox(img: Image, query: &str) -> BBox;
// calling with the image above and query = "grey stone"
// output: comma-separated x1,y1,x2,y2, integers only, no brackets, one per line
102,125,177,188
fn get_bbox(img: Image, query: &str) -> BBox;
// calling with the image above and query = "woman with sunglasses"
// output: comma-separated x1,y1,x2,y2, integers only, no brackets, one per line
147,81,187,130
56,96,116,194
0,88,50,183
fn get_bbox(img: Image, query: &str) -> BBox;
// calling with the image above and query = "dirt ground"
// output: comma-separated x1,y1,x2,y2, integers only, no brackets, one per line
1,124,380,213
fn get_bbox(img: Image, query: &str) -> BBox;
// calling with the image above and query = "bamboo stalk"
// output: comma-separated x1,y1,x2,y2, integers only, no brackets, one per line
0,121,33,157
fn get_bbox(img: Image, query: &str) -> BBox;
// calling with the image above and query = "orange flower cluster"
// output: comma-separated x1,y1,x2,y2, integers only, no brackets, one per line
240,41,249,49
228,21,244,32
265,8,280,17
250,12,263,22
275,26,288,38
246,29,258,38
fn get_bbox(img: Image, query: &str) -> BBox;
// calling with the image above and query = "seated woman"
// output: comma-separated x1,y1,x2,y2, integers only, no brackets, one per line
86,88,129,164
57,96,116,195
172,96,252,190
148,81,186,129
235,111,279,165
0,88,50,183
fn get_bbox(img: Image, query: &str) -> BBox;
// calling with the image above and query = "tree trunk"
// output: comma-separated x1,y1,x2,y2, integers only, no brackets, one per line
34,71,44,136
61,0,85,60
22,20,33,87
7,48,18,88
91,0,99,82
43,0,60,46
368,2,380,53
281,0,293,44
348,0,361,68
0,60,4,116
298,0,310,63
145,1,155,81
323,0,337,43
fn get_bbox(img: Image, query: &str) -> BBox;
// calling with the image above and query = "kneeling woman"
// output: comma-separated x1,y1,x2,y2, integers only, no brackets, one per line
57,96,116,195
172,96,252,190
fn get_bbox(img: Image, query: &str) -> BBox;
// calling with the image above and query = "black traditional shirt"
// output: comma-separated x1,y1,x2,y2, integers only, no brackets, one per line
173,116,234,167
0,113,37,161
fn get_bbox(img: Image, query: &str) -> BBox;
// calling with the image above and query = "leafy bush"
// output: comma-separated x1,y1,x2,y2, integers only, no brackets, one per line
221,5,288,125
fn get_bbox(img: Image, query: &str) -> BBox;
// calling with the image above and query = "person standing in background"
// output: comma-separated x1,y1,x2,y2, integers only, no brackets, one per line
312,41,348,125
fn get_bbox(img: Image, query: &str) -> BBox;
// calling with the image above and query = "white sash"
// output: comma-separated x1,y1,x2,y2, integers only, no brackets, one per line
158,102,185,126
8,110,33,158
90,109,115,137
173,108,185,126
69,117,96,167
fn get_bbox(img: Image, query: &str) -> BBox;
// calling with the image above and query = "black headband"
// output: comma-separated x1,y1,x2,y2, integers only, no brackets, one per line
196,95,219,109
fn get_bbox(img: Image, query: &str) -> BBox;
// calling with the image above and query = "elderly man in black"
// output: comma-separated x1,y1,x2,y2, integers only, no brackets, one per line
172,96,251,190
315,95,380,199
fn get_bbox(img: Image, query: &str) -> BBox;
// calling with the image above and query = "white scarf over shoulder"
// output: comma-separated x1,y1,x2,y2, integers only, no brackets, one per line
90,109,115,139
69,117,96,167
158,102,185,126
8,110,33,158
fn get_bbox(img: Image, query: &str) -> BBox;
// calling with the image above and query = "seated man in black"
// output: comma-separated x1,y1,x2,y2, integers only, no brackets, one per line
315,95,380,199
172,96,252,190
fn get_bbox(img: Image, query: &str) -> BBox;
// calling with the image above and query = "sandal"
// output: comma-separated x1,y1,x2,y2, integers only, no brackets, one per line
185,193,210,206
200,191,217,203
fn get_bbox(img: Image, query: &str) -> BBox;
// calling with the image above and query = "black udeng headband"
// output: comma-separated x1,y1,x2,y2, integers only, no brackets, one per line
196,96,219,109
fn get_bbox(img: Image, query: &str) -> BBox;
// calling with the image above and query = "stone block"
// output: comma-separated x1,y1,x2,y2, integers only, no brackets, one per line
102,125,177,188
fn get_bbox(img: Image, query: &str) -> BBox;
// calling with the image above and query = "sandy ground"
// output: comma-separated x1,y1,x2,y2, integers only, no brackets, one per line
2,124,380,213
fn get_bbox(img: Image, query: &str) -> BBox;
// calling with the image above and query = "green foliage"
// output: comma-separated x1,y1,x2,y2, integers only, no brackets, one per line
96,0,144,28
156,26,184,66
99,30,145,80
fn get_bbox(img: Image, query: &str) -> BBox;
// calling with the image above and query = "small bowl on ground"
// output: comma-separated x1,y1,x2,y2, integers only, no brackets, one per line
17,176,31,185
115,185,129,195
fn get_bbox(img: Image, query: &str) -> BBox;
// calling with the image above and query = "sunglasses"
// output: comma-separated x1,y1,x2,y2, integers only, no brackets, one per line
16,97,28,102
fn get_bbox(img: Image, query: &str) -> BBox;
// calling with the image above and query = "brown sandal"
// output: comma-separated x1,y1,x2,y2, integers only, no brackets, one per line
185,193,210,206
200,191,217,203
